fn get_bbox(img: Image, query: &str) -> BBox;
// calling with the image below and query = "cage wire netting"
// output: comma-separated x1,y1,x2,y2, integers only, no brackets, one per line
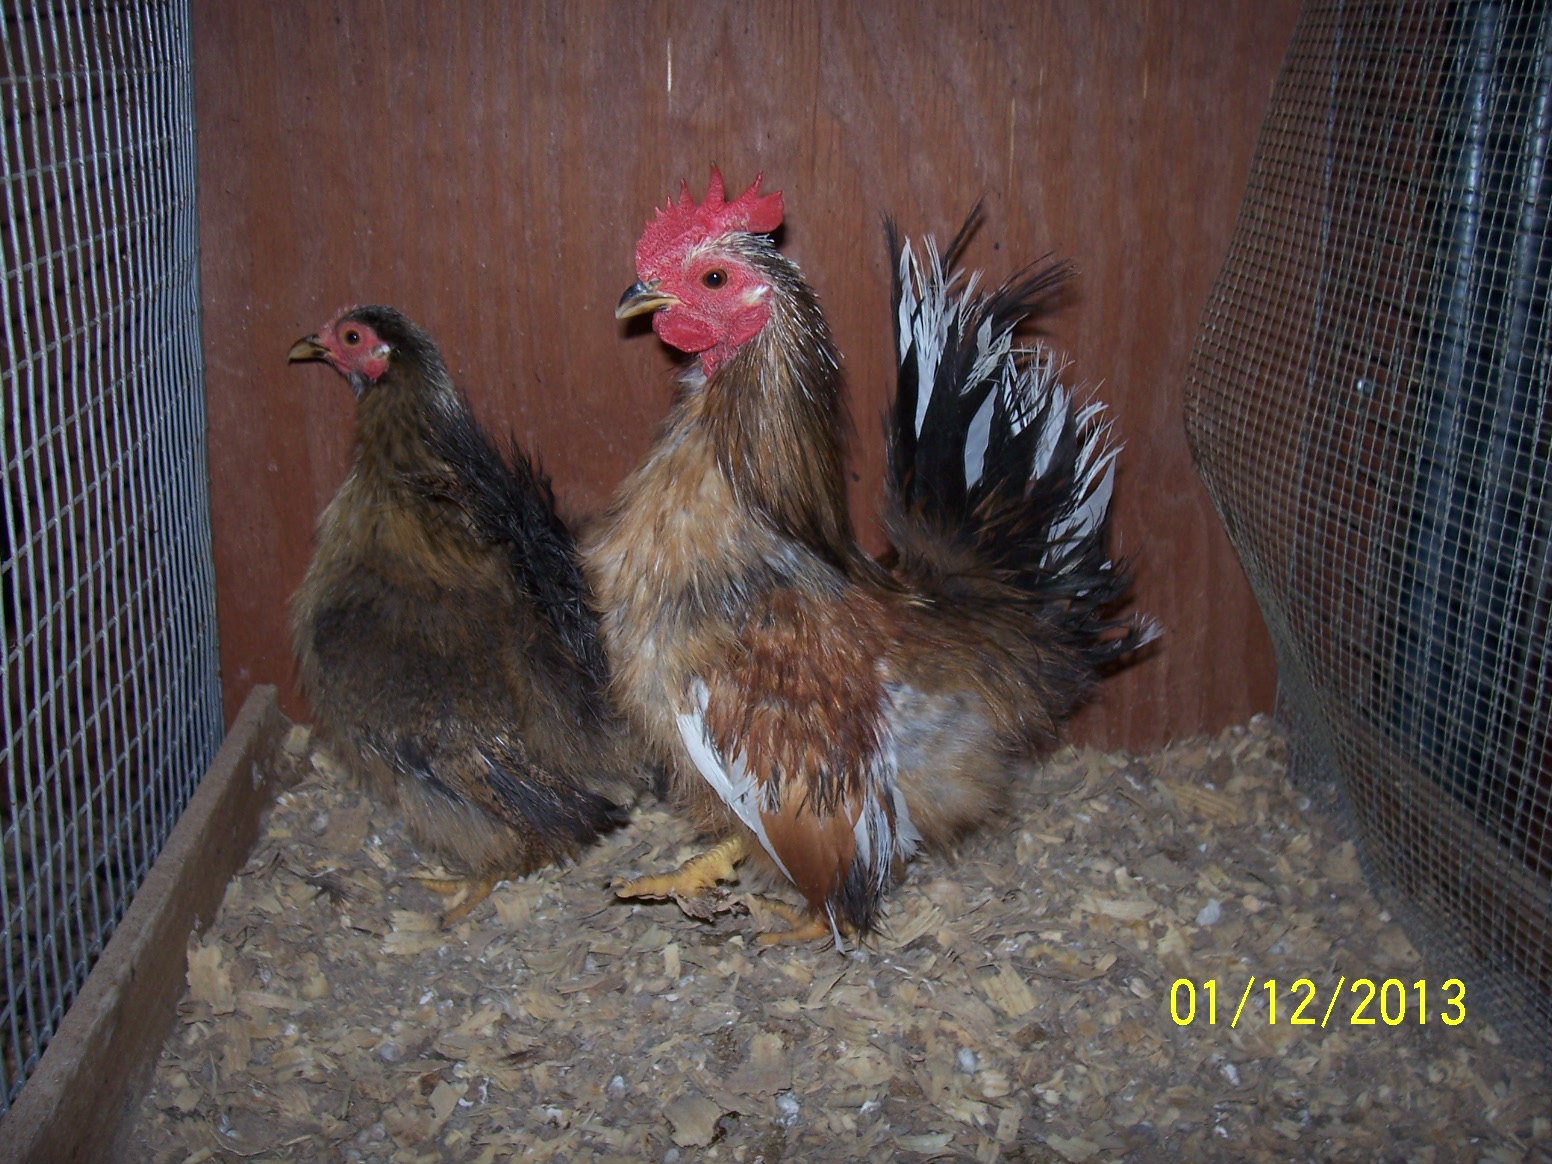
0,0,221,1112
1186,0,1552,1057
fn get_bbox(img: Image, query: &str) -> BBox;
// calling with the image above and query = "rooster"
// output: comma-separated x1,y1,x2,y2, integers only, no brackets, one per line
589,171,1152,946
288,305,640,924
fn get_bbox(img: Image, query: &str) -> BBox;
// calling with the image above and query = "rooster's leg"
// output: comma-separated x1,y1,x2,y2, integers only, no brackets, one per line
753,897,839,947
419,873,500,926
615,834,748,900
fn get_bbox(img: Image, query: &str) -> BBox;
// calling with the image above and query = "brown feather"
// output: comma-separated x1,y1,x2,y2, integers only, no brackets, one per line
758,779,859,912
291,308,643,884
702,589,893,815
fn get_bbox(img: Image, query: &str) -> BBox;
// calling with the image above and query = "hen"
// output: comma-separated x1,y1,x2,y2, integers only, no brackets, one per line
589,171,1152,946
288,305,639,923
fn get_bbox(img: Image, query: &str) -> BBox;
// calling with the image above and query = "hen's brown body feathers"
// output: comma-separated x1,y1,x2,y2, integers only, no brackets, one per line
290,306,638,900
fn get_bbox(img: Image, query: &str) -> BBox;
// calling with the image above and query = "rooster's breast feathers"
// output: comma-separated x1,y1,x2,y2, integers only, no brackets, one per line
676,586,919,934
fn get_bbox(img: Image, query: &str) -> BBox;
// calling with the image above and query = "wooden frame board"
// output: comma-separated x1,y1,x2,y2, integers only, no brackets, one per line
0,687,288,1164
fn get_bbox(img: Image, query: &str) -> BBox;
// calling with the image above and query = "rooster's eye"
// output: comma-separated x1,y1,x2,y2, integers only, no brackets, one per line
343,329,361,345
702,269,726,289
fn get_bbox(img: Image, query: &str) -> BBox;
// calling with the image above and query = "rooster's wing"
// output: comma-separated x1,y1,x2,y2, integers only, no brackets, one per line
678,588,920,935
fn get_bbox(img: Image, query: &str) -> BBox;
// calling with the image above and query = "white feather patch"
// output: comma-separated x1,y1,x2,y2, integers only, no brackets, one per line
674,681,795,885
966,320,1012,395
1057,458,1115,544
897,244,919,366
1075,400,1107,430
891,777,922,858
901,236,959,438
962,389,996,490
1029,387,1067,479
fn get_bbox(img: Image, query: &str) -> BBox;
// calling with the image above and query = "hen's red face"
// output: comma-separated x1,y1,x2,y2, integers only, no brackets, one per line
288,311,391,390
618,168,784,377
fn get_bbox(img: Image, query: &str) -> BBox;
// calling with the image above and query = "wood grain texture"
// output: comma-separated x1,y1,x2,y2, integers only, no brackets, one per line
193,0,1295,749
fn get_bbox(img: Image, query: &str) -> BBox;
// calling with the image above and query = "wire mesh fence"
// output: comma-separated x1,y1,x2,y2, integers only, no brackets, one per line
0,0,221,1111
1186,0,1552,1058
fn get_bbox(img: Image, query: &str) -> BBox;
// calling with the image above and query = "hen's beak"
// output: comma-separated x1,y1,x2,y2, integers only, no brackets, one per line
616,281,678,320
287,335,328,363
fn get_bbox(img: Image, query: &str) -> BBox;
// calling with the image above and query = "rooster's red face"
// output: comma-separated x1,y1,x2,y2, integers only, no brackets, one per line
618,168,784,376
288,310,392,394
622,247,772,365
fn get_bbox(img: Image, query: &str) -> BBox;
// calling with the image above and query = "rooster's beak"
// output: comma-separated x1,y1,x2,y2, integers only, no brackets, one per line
287,335,329,363
616,281,677,320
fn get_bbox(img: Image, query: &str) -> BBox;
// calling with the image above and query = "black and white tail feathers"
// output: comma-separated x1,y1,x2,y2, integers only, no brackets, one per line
885,210,1156,667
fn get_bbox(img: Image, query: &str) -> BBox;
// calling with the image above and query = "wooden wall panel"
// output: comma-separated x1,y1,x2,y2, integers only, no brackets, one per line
193,0,1296,750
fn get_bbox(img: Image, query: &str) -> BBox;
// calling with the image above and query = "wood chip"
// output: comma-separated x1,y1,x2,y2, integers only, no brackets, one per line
802,966,847,1009
664,1092,724,1147
1323,840,1363,884
235,990,307,1013
428,1079,466,1125
979,963,1038,1018
1080,891,1157,920
1046,1132,1100,1161
1162,778,1245,825
663,941,680,980
185,938,234,1015
727,1032,792,1097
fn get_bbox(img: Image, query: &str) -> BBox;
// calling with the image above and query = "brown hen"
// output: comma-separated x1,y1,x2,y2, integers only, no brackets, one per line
288,305,641,923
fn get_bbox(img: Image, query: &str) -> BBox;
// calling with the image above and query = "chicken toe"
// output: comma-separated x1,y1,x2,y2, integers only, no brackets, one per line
419,873,501,926
753,897,841,947
614,834,748,900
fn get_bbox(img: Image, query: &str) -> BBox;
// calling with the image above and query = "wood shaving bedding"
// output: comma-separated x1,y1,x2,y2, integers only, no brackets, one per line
125,718,1550,1163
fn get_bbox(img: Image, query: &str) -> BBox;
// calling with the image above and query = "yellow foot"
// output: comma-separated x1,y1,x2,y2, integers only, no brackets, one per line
614,835,749,900
753,897,840,947
417,873,499,926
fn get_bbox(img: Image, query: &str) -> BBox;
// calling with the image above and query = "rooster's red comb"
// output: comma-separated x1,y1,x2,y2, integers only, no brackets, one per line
635,167,784,271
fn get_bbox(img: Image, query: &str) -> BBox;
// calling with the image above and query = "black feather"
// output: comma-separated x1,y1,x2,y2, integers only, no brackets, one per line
414,402,611,693
884,213,1152,672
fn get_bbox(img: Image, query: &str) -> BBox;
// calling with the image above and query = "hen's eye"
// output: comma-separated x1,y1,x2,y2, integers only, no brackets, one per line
342,329,361,345
702,269,726,289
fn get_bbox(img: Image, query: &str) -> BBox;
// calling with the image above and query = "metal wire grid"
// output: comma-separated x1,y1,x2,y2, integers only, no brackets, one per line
1186,0,1552,1058
0,0,221,1111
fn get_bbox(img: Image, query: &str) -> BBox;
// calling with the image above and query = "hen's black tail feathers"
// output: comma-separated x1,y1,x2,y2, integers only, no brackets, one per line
418,401,612,693
885,209,1156,670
